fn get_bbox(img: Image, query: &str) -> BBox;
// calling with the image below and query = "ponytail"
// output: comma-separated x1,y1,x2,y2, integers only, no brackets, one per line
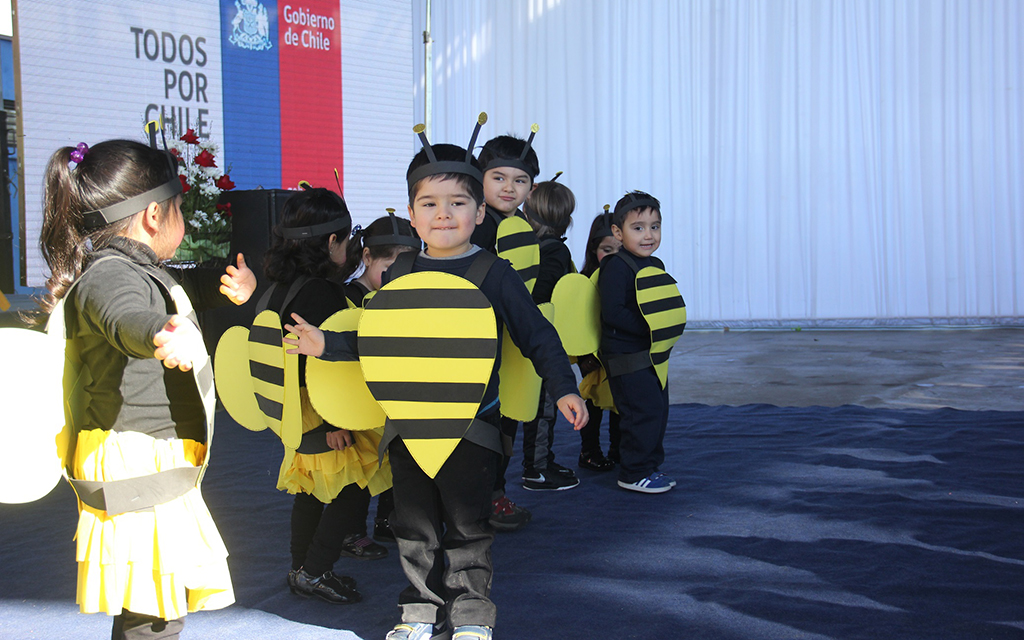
339,226,365,282
38,140,175,315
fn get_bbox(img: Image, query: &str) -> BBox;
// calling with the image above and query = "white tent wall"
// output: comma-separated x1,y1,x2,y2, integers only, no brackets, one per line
412,0,1023,327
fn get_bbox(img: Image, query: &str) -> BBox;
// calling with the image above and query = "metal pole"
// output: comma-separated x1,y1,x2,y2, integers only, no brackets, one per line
424,0,432,139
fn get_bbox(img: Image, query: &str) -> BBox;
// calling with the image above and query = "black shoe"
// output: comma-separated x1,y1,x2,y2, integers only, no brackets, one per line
548,461,578,479
522,467,580,491
373,516,396,543
340,533,389,560
291,569,361,604
579,451,615,472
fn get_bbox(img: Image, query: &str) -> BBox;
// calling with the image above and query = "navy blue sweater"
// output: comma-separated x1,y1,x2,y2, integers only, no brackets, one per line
321,247,578,414
598,250,655,355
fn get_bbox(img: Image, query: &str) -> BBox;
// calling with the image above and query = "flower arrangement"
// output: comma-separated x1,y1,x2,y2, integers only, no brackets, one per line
169,128,236,263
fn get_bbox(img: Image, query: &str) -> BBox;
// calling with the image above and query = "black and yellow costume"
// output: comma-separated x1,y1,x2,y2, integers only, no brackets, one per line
317,247,577,628
263,278,392,575
59,237,233,625
598,249,686,484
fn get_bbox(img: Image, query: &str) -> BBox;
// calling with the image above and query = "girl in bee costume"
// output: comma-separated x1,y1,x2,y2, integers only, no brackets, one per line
284,120,588,640
38,138,252,639
263,191,418,604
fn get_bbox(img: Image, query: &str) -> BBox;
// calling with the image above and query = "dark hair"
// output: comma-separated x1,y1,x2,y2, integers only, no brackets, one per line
38,139,178,314
611,190,661,229
342,214,419,277
477,134,540,180
264,188,352,284
524,181,574,238
581,213,616,276
406,143,484,206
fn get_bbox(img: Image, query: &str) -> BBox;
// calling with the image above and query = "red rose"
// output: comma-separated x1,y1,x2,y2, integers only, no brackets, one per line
194,149,217,168
215,174,236,190
180,129,200,145
216,202,233,218
169,148,182,160
178,174,191,194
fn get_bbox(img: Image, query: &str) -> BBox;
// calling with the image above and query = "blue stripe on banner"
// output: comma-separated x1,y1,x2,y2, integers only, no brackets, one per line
220,0,281,189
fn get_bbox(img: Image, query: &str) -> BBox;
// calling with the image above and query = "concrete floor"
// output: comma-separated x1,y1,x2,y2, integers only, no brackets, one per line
668,327,1024,412
6,293,1023,413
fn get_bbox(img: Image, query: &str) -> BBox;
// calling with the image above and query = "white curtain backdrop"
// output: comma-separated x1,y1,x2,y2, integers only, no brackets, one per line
412,0,1023,326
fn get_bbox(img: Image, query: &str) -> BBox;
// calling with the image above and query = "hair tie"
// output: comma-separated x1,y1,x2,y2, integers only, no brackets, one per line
70,143,89,164
351,224,362,238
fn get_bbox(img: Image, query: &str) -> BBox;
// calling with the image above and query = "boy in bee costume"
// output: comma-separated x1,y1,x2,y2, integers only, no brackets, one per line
600,191,686,494
284,118,588,640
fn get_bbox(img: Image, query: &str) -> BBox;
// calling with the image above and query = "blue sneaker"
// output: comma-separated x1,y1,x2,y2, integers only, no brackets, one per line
652,471,677,487
452,625,492,640
617,472,673,494
386,623,435,640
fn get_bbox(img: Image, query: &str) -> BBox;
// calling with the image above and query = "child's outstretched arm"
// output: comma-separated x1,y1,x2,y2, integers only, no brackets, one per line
283,313,325,357
220,253,256,305
556,394,589,431
153,315,207,371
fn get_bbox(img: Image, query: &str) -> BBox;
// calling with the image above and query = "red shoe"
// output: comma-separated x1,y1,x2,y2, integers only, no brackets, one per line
489,495,531,532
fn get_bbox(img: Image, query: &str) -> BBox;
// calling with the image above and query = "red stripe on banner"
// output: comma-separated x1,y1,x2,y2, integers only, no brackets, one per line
278,1,343,191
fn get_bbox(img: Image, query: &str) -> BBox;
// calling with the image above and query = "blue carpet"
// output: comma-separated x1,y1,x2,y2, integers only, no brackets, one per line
2,404,1022,639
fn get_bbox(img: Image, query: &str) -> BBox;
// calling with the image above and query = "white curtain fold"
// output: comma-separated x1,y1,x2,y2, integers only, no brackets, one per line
413,0,1023,325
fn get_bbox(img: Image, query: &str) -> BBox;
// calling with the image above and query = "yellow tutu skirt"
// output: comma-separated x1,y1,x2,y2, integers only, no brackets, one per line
277,389,393,504
579,366,618,412
72,429,234,620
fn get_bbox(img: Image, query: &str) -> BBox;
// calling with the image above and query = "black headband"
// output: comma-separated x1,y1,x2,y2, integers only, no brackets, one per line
408,113,487,189
482,123,539,177
592,205,614,239
82,122,182,231
613,194,660,220
279,216,351,240
363,209,421,250
82,177,182,231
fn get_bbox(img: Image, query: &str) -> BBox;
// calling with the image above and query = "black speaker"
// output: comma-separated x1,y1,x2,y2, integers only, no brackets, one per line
222,188,295,276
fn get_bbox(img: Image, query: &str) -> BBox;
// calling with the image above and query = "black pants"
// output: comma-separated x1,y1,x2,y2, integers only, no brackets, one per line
608,366,669,483
579,400,621,458
290,483,373,575
390,437,501,628
111,611,183,640
521,386,557,472
492,416,520,496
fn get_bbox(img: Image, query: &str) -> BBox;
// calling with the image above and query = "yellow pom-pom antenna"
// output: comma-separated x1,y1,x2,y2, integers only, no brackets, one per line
551,170,563,182
604,204,611,213
467,112,488,155
530,123,539,134
386,207,396,214
298,180,313,190
413,123,426,134
521,122,540,161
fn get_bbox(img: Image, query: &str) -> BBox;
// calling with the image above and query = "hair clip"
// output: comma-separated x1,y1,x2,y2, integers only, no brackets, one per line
70,143,89,164
408,113,487,189
351,224,362,237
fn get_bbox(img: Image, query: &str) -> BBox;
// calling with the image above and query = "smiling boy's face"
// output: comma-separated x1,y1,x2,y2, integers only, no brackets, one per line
612,207,662,258
408,176,486,258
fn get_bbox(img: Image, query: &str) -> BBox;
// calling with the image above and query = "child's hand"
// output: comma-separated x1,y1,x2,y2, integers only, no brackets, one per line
220,253,256,305
556,394,589,431
153,315,206,372
325,429,354,451
283,313,325,357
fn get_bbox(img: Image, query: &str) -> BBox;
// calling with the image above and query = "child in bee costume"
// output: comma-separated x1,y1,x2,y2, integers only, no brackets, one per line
260,188,407,605
284,117,588,640
599,191,686,494
36,138,252,639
